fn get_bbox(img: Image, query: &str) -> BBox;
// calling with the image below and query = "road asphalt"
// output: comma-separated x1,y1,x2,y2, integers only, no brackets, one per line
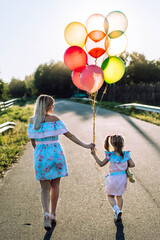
0,100,160,240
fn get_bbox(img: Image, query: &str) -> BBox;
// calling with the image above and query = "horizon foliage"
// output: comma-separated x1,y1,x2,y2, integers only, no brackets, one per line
0,52,160,102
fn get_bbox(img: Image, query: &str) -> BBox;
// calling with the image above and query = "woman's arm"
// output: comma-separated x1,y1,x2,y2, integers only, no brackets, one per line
128,158,135,168
31,139,36,149
63,131,95,150
91,150,109,167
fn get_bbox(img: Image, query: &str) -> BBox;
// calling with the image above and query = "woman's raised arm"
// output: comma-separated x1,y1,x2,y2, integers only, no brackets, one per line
63,131,95,150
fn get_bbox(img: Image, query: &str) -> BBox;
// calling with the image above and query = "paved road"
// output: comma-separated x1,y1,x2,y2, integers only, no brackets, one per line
0,100,160,240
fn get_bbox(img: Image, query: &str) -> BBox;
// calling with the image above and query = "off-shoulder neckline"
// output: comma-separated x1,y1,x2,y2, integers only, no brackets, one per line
29,120,61,125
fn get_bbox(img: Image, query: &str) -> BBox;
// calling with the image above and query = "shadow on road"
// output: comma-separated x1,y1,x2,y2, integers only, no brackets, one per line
43,221,56,240
55,100,115,121
122,115,160,154
115,220,125,240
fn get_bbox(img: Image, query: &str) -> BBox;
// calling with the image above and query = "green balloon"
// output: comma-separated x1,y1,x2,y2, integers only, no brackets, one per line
101,56,125,84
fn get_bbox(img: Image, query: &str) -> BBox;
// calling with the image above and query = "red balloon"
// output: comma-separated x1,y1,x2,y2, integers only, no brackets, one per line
80,65,104,94
64,46,87,71
72,70,85,90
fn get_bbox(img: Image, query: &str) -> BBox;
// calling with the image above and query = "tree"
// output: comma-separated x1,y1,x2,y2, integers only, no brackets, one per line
0,79,9,101
0,79,4,100
8,78,27,98
34,61,75,98
119,52,160,85
24,74,35,97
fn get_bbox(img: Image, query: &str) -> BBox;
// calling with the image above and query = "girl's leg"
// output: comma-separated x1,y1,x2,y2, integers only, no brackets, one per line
108,195,116,207
108,194,122,221
50,177,61,216
116,195,123,211
40,180,51,213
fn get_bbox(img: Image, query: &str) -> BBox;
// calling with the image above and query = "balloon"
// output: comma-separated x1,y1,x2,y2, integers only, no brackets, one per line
86,14,106,42
72,70,85,91
104,11,128,39
107,34,128,56
85,35,109,58
80,65,104,93
101,56,125,84
88,52,108,67
64,46,87,71
64,22,88,48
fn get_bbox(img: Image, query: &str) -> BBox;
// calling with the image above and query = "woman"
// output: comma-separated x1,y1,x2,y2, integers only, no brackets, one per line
28,94,94,231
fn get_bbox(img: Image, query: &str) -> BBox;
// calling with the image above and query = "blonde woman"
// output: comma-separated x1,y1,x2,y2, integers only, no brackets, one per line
28,95,95,231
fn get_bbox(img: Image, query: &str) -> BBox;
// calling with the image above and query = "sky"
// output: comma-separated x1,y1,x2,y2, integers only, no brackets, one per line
0,0,160,83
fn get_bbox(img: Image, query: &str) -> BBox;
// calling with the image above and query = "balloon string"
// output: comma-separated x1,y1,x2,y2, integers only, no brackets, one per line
91,92,97,144
95,83,108,116
90,92,105,208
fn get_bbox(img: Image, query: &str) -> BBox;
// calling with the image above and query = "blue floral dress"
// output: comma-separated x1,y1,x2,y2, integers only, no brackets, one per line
28,120,69,181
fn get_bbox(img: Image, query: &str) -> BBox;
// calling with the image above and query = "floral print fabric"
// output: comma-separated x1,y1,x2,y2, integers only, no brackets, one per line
28,121,68,180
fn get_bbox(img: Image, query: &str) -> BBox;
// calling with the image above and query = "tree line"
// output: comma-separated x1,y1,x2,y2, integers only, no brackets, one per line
0,52,160,105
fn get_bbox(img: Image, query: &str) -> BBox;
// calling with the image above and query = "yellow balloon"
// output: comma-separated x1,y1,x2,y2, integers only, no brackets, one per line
101,56,125,84
64,22,88,48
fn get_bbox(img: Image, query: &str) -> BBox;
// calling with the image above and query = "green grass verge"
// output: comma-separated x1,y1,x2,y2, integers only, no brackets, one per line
69,99,160,126
0,104,34,175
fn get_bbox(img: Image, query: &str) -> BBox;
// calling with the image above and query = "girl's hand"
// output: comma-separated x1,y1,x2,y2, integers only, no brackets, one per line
87,143,95,150
91,149,96,156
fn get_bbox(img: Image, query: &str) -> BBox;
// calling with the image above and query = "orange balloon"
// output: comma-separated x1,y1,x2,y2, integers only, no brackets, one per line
85,35,109,58
64,22,88,48
88,52,108,67
88,30,106,42
80,65,104,93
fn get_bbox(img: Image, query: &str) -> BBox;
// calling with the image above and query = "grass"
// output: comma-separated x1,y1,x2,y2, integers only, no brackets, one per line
69,98,160,126
0,103,34,175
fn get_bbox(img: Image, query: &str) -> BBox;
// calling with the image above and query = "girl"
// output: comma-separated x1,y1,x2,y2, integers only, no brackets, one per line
28,94,95,231
91,134,135,222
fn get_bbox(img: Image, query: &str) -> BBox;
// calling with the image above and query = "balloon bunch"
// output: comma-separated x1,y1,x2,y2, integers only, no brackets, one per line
64,11,128,143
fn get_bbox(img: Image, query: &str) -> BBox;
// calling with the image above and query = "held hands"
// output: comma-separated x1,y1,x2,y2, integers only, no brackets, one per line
91,148,96,156
87,143,95,150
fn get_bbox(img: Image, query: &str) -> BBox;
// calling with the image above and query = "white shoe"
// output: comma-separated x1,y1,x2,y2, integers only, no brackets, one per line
114,210,122,222
44,212,52,231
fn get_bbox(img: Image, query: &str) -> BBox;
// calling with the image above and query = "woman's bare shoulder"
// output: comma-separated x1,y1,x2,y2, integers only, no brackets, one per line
45,114,60,122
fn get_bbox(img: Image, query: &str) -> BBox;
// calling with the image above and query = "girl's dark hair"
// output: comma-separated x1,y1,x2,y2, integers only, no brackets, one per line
104,135,124,157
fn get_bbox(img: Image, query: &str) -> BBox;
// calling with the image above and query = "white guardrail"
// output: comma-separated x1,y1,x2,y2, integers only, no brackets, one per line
0,99,17,134
117,103,160,113
0,98,17,112
0,122,16,134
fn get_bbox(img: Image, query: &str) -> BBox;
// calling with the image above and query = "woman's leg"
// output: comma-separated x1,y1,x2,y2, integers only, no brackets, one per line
40,180,51,213
116,195,123,211
50,178,61,215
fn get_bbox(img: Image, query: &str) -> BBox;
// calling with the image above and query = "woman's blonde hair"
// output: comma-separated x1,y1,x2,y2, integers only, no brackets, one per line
33,94,54,130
